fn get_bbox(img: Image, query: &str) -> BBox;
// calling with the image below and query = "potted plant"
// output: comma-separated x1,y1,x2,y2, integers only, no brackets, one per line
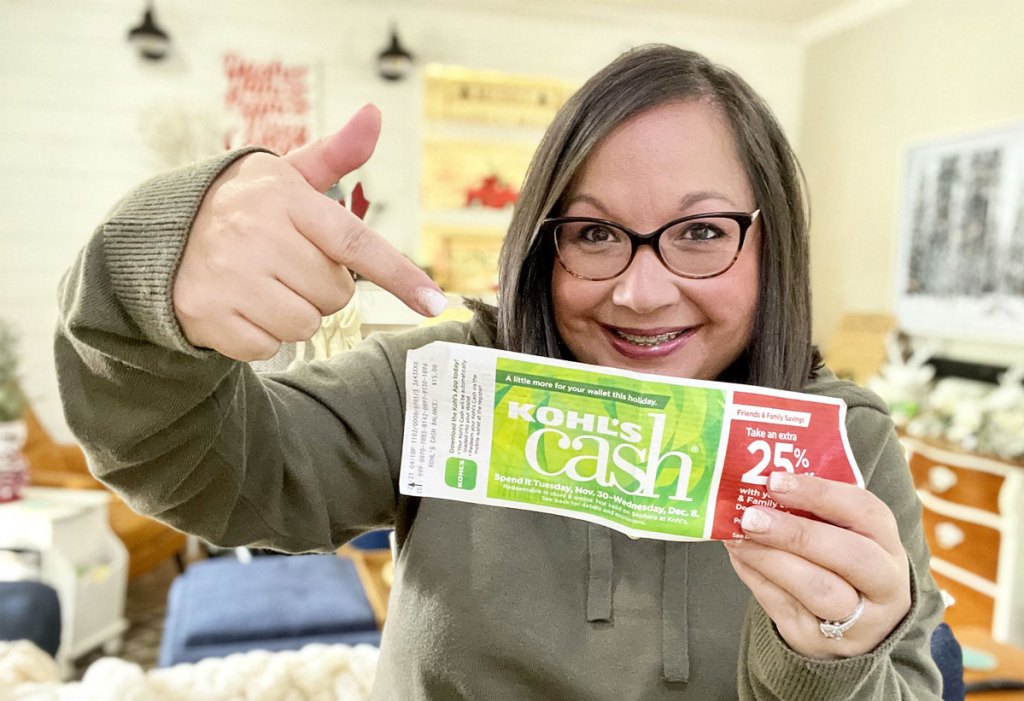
0,320,28,502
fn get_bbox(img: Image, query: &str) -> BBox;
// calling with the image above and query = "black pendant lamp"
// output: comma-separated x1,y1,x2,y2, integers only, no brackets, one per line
128,3,172,61
377,25,414,81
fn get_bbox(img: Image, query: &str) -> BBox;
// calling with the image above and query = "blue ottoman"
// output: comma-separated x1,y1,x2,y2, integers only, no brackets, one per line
0,581,62,657
159,554,381,666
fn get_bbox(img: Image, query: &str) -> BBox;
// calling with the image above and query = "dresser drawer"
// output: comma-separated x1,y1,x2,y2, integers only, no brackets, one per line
920,506,1000,582
903,440,1005,513
930,569,995,631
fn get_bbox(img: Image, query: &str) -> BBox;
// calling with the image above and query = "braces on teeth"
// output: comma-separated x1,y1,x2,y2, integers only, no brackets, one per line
616,330,682,346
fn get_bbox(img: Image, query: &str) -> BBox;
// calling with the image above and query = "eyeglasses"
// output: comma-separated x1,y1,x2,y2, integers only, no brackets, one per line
541,209,760,281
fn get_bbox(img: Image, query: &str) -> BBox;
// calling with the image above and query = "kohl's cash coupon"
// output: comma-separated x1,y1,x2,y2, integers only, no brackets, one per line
399,342,863,541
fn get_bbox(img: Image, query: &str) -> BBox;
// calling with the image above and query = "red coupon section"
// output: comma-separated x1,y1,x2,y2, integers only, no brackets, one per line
710,391,863,540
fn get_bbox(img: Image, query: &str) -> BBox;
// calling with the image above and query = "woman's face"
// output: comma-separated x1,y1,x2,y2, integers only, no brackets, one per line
551,99,761,381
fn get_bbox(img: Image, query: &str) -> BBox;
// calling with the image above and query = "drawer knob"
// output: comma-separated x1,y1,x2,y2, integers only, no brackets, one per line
935,521,965,550
928,465,958,493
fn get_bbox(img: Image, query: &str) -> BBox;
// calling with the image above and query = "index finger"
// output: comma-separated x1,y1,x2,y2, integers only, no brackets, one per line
767,472,904,557
291,193,447,317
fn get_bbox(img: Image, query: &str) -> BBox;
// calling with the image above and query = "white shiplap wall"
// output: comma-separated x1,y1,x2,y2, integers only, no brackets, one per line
0,0,805,439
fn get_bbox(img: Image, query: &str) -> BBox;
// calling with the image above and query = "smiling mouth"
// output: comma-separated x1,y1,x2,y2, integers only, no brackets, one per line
611,328,686,346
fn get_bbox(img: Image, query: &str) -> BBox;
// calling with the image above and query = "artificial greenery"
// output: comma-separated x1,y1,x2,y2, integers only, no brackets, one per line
0,320,25,422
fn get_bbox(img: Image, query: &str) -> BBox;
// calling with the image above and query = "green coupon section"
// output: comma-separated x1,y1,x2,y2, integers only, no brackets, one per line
485,357,726,539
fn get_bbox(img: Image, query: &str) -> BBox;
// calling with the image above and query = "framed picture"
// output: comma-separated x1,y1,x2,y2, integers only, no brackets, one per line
419,65,575,294
894,121,1024,343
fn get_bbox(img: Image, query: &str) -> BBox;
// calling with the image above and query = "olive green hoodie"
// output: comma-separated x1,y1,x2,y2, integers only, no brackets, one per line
55,150,943,700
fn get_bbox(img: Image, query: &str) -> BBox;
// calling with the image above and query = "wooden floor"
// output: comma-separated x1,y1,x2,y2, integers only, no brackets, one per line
956,626,1024,700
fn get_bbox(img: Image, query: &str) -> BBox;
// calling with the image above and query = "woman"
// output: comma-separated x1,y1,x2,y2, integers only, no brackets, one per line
56,45,943,698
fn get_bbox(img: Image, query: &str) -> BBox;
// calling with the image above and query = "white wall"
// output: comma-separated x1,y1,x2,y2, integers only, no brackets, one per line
800,0,1024,365
0,0,805,440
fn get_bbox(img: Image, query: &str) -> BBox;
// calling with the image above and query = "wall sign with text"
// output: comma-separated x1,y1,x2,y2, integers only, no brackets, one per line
222,52,318,156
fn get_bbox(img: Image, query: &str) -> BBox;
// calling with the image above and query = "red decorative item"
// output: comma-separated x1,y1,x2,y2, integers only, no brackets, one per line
465,175,518,209
338,182,370,220
350,182,370,220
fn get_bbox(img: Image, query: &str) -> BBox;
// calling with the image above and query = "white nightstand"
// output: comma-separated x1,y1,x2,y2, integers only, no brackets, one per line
0,486,128,675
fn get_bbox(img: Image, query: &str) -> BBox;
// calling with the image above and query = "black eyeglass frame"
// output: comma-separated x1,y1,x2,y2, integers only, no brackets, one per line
542,209,761,281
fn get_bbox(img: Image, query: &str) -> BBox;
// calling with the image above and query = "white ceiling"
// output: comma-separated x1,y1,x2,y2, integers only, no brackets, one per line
658,0,910,39
434,0,909,41
572,0,856,26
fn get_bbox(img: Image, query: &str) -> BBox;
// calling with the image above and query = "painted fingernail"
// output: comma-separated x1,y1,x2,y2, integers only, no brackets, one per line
417,288,448,317
769,471,796,493
741,508,771,533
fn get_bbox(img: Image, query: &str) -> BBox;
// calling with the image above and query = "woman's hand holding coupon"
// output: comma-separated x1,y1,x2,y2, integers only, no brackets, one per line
725,472,912,659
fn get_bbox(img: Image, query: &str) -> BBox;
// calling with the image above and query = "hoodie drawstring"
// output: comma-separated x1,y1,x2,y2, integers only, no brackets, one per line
662,543,690,682
584,524,690,683
586,522,613,622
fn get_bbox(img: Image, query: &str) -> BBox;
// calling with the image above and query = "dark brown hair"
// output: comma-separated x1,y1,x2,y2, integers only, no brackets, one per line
470,44,820,391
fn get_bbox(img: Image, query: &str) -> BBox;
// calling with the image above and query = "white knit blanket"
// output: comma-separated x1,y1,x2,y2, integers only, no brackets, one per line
0,640,380,700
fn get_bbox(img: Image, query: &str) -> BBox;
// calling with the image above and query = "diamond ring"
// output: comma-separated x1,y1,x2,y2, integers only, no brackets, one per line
818,593,866,640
